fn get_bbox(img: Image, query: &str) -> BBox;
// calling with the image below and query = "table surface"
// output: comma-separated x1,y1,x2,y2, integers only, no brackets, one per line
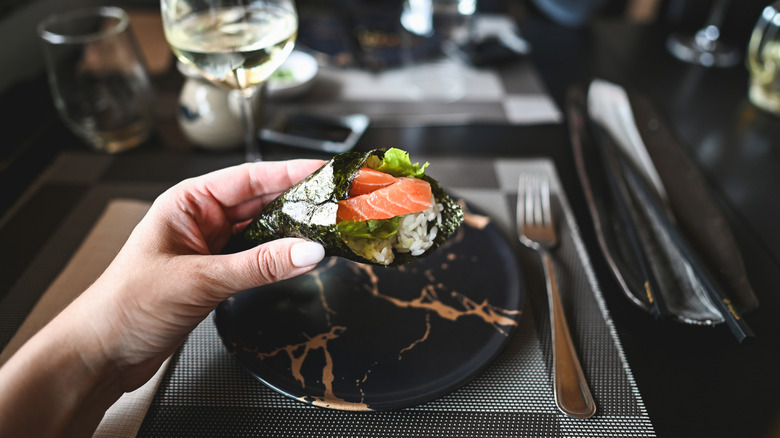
2,5,780,438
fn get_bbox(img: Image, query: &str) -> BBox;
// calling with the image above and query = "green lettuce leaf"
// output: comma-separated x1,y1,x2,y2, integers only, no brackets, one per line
243,147,464,266
337,218,400,240
366,148,429,178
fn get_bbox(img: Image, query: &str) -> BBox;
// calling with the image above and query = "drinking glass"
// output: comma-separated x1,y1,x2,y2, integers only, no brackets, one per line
38,7,156,153
666,0,740,68
161,0,297,161
747,1,780,115
400,0,476,102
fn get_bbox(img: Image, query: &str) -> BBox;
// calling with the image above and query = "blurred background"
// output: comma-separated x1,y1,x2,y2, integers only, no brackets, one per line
0,0,771,212
0,0,769,94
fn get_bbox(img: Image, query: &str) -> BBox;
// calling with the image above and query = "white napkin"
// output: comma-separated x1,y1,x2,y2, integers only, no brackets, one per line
0,199,168,438
586,79,668,202
93,356,171,437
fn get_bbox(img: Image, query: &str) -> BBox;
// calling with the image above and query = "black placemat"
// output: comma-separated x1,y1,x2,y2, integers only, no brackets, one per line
136,158,655,437
0,153,655,436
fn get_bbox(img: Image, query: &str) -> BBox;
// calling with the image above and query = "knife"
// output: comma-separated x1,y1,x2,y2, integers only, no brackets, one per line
628,93,759,315
570,83,755,342
588,117,667,319
567,88,665,318
610,143,755,342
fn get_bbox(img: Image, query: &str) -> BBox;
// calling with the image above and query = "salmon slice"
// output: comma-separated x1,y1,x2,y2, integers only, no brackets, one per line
349,167,397,196
338,177,432,222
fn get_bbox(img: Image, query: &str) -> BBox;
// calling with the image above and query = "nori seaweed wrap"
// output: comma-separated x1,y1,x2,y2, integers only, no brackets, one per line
243,148,464,266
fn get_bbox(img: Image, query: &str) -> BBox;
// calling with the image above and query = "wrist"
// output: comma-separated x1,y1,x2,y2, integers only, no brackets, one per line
0,303,125,437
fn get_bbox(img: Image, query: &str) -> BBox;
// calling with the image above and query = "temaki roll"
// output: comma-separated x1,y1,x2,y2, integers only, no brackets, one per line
243,148,464,266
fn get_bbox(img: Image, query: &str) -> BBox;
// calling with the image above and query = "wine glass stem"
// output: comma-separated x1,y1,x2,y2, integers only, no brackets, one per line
704,0,729,29
239,89,261,162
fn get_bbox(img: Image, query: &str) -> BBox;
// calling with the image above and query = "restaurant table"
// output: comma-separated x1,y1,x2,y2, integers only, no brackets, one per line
2,6,780,438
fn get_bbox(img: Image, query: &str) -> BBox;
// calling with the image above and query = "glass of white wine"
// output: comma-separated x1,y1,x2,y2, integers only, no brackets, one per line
748,1,780,115
161,0,297,161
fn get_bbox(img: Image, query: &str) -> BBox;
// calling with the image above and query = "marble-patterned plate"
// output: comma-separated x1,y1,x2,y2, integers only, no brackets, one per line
214,213,524,411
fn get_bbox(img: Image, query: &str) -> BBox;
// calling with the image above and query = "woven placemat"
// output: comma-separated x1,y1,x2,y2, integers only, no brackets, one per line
134,158,655,437
0,154,655,436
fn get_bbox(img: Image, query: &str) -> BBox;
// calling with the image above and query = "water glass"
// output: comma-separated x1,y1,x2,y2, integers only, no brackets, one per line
748,2,780,116
38,7,156,153
400,0,476,102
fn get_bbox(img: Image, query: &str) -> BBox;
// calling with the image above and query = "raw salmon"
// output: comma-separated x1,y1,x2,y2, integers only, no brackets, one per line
338,177,432,222
349,167,397,196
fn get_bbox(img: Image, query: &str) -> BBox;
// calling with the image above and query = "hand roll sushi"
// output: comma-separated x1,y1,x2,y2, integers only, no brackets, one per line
243,148,464,266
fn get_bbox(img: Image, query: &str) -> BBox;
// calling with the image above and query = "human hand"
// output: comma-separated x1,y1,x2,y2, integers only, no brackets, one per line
0,160,326,436
0,159,328,438
77,160,327,391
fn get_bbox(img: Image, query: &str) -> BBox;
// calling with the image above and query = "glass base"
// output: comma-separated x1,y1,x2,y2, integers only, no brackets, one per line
667,32,741,68
749,81,780,116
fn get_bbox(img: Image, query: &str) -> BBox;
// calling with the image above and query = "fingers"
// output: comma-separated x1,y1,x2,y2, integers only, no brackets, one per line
203,238,325,299
221,192,284,224
192,159,325,210
290,241,327,268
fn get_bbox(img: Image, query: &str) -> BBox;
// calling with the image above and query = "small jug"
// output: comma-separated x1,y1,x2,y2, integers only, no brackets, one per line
177,62,264,150
747,2,780,115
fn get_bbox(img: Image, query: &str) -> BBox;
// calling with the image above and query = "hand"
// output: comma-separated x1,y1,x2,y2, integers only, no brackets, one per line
87,159,327,389
0,159,326,437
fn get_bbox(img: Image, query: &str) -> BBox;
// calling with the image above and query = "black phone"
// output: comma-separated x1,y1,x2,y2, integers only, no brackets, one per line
260,113,370,153
459,36,525,66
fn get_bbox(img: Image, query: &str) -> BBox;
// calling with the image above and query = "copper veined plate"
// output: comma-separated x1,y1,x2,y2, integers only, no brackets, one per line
214,210,523,411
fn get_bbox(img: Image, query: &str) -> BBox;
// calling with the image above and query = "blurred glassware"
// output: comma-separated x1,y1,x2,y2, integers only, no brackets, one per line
160,0,297,162
402,0,476,45
399,0,476,102
177,62,264,150
37,6,156,153
666,0,740,68
528,0,607,28
747,1,780,116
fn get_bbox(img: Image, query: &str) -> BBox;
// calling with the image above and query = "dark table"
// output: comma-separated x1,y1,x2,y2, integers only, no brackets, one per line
2,10,780,438
522,15,780,438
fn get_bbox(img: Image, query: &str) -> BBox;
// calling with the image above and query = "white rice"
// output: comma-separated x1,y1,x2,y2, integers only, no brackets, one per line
344,196,444,265
393,195,442,254
375,196,443,265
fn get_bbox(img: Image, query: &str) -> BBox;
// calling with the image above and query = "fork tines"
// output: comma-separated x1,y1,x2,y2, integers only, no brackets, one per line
518,175,556,245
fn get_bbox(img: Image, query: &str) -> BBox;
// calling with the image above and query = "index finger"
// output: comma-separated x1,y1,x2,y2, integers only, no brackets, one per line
186,159,326,208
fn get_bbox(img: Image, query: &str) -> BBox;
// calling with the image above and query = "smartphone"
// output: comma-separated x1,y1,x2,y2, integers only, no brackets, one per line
260,113,370,153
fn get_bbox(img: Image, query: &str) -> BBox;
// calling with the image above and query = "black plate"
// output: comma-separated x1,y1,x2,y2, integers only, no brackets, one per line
214,213,524,411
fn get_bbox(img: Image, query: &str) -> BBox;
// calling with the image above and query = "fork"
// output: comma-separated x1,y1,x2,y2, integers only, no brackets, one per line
517,175,596,419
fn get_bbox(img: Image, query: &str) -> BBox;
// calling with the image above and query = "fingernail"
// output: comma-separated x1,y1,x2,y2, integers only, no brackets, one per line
291,241,325,267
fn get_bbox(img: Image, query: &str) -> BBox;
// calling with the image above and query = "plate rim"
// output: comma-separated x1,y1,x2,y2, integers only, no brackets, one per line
267,50,319,98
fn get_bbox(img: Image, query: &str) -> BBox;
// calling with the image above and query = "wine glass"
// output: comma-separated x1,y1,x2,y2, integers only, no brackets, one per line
666,0,740,68
161,0,297,161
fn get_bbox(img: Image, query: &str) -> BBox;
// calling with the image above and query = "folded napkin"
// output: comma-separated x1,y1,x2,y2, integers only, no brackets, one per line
94,356,170,438
0,199,167,437
570,79,757,328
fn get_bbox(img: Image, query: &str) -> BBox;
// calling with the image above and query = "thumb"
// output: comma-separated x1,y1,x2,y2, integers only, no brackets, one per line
208,238,325,296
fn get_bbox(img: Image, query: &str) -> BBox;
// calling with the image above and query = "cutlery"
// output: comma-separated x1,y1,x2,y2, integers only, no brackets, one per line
612,148,755,343
517,175,596,418
581,82,754,342
589,118,666,319
569,82,758,332
587,93,754,342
